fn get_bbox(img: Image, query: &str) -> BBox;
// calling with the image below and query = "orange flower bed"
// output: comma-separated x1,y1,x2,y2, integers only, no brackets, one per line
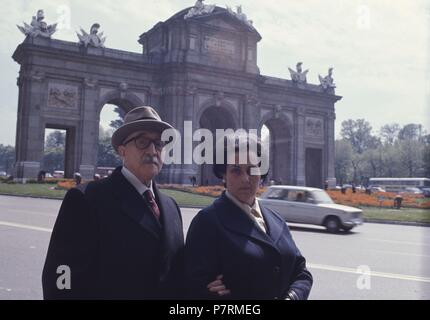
160,184,267,198
327,189,430,209
161,184,429,209
56,180,78,190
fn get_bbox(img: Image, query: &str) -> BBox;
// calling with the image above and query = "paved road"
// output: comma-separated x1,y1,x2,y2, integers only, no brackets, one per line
0,195,429,299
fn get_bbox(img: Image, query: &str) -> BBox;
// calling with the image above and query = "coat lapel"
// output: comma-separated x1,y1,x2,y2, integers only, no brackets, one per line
216,192,278,251
259,204,285,245
153,182,184,250
152,182,184,281
110,167,161,240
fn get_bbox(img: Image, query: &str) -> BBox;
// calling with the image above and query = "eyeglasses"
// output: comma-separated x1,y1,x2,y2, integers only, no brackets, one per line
123,134,165,150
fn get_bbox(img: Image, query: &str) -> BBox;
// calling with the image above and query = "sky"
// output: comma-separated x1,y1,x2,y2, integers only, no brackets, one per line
0,0,429,146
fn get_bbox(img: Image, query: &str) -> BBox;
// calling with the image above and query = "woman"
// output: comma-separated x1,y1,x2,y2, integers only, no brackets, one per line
185,135,313,299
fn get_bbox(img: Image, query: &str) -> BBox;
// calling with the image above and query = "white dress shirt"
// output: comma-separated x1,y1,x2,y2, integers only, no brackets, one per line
225,191,267,233
121,166,155,198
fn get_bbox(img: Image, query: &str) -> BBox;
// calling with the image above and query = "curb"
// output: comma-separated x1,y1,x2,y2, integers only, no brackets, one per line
177,205,205,209
0,192,64,201
363,218,430,228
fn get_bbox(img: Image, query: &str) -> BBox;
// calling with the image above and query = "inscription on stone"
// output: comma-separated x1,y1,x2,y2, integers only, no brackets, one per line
203,36,235,56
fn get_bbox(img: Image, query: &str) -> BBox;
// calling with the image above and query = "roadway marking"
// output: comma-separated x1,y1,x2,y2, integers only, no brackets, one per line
4,208,58,218
370,248,430,259
308,263,430,283
0,221,52,233
366,238,430,247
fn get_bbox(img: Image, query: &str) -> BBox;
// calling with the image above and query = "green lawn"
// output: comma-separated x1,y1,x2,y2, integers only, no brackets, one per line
0,183,214,207
0,183,66,199
159,189,214,207
361,207,430,224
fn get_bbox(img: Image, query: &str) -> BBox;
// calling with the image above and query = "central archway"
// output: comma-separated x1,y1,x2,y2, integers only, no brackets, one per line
260,117,293,185
198,105,237,185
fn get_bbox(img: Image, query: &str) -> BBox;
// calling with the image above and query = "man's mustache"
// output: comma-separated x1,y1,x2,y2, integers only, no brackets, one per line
142,155,160,165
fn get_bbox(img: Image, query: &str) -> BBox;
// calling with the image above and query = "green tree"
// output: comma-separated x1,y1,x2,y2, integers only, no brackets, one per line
43,131,66,173
97,126,121,167
97,135,121,167
380,143,402,177
110,107,125,130
398,123,423,141
335,139,353,185
379,123,401,145
0,144,15,173
45,130,66,149
340,119,380,154
395,124,426,177
398,139,424,177
43,149,65,172
423,145,430,177
362,148,384,178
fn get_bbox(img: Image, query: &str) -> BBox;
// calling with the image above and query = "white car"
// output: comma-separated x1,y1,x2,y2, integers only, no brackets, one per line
369,186,386,193
259,186,363,233
401,187,423,195
52,170,64,178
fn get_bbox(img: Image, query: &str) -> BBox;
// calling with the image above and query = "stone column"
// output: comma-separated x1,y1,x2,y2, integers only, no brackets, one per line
149,87,163,114
243,94,260,131
326,111,336,188
295,107,306,186
182,85,198,184
78,79,100,179
14,71,46,180
158,85,183,184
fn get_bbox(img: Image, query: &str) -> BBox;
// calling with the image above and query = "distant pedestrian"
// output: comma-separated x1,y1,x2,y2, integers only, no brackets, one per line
37,170,46,183
74,172,82,185
394,195,403,209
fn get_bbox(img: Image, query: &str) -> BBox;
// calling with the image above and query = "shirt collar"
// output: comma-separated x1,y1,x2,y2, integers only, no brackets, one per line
225,190,261,216
121,166,154,196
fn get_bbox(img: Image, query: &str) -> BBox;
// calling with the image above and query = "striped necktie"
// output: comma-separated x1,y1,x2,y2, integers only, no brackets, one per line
143,190,160,220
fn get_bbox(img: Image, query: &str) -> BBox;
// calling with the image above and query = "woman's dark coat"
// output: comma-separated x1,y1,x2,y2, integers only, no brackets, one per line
185,192,313,300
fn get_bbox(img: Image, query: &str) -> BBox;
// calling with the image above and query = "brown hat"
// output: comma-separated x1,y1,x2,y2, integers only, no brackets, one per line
111,106,173,152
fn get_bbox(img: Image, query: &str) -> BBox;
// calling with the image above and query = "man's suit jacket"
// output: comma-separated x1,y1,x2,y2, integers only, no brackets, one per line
185,191,313,300
42,167,184,299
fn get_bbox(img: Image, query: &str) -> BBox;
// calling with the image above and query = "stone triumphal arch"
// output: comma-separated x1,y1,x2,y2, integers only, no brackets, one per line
13,3,341,187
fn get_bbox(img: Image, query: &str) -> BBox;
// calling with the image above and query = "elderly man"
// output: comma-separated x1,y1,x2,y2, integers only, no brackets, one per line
42,106,185,299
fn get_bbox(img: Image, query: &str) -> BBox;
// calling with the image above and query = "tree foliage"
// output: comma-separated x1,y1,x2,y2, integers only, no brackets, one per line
336,121,429,184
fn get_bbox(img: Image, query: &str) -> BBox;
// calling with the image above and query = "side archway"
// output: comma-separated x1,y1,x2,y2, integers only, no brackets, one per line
259,114,293,185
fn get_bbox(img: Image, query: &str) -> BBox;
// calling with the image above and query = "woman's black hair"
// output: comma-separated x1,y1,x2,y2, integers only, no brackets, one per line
212,134,268,180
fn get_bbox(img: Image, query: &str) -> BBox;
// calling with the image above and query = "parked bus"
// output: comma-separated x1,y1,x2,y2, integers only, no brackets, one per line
368,177,430,193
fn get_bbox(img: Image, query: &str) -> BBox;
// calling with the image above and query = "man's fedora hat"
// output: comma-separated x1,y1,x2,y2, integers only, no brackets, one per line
111,106,173,151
